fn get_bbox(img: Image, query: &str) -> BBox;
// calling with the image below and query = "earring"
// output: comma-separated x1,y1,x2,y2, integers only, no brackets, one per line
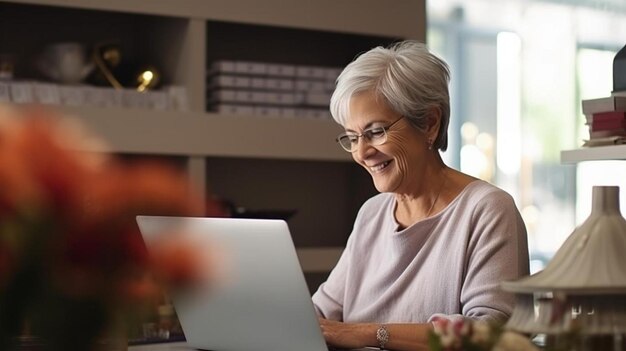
427,138,433,150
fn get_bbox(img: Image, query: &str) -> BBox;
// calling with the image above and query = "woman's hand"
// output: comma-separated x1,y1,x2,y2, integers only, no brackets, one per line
318,318,376,349
319,319,434,351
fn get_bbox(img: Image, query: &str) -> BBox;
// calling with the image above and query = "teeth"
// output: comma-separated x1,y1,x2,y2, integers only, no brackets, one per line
369,161,390,172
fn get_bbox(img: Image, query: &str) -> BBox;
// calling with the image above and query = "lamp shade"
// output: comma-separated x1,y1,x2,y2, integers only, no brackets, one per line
503,186,626,294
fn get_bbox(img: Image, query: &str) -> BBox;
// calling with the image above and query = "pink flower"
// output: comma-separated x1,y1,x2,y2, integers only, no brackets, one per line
431,316,469,350
452,318,471,337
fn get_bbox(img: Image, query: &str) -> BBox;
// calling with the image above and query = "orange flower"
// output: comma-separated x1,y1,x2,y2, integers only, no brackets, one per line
148,236,210,291
0,105,212,314
0,107,107,223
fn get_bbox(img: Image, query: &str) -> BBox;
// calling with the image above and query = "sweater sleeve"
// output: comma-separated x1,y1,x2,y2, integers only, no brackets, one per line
459,189,530,323
311,233,353,321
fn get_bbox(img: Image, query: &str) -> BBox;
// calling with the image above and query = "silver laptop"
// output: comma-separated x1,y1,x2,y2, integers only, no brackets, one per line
136,216,331,351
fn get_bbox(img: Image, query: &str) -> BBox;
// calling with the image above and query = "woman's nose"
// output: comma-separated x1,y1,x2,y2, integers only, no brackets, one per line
353,138,376,159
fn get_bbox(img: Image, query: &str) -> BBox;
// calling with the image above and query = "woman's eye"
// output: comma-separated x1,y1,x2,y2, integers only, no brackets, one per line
366,128,385,138
345,135,359,143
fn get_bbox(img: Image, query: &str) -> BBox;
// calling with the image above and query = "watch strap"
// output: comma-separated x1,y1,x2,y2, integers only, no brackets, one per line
376,324,389,349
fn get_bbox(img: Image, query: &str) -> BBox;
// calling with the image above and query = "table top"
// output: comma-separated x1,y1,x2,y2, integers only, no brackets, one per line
129,341,190,350
128,341,381,351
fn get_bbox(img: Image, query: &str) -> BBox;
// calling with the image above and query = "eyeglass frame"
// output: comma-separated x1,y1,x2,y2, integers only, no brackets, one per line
335,116,404,152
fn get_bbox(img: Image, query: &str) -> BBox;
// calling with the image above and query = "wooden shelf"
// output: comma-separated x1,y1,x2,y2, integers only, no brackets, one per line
560,145,626,163
0,0,423,294
2,0,425,38
62,106,351,161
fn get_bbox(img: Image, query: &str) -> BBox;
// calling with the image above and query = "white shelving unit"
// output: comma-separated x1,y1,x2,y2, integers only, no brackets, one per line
0,0,425,286
560,145,626,163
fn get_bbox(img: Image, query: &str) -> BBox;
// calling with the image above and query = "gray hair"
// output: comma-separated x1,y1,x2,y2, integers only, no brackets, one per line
330,40,451,151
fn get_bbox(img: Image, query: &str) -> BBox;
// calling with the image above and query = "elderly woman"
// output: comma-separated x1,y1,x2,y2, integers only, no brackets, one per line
312,41,529,350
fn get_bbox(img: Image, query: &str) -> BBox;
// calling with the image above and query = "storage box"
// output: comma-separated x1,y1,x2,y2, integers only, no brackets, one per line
121,88,148,108
208,75,252,89
325,68,343,81
265,78,295,91
58,85,86,106
249,91,268,103
304,92,332,106
267,64,296,77
9,81,35,104
234,61,268,75
295,80,326,92
146,91,170,110
277,93,296,105
32,82,61,105
210,61,237,75
251,77,266,89
167,86,189,111
209,89,236,103
235,90,254,103
0,82,10,102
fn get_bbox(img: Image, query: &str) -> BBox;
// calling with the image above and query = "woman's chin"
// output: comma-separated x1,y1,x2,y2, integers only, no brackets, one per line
371,178,397,193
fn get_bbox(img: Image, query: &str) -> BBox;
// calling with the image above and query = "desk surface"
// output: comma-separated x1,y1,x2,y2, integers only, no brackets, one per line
128,342,381,351
129,341,190,350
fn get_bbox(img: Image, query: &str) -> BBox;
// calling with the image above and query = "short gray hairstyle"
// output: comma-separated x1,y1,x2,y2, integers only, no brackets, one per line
330,40,451,151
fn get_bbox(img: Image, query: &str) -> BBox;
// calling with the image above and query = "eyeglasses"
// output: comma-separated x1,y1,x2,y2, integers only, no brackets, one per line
336,117,404,152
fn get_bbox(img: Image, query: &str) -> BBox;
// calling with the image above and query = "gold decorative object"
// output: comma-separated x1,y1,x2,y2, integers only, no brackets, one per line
136,66,160,92
93,43,161,92
93,42,123,89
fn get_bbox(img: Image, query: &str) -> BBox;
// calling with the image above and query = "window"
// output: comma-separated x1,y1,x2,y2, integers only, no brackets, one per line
427,0,626,272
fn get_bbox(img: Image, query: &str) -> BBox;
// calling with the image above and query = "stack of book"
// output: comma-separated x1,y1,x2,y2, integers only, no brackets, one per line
0,80,189,111
206,60,341,120
581,94,626,146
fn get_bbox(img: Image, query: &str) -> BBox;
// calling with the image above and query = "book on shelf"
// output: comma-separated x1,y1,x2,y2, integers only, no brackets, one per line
589,128,626,138
583,135,626,147
589,119,626,131
581,95,626,115
584,110,626,124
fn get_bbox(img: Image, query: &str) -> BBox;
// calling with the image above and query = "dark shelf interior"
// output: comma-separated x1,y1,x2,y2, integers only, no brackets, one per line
206,20,401,67
0,2,185,85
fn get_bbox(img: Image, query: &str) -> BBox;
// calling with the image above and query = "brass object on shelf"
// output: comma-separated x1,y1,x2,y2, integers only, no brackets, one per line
136,66,160,92
93,42,123,89
93,42,161,92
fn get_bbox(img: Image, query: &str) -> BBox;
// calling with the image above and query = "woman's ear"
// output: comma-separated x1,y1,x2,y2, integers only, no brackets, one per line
425,106,442,140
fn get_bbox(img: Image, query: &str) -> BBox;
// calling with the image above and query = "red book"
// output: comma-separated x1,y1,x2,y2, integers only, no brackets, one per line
585,111,626,124
592,111,626,121
591,118,626,131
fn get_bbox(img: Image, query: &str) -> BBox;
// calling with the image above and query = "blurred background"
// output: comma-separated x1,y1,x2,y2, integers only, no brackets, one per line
426,0,626,273
1,0,625,282
1,3,626,343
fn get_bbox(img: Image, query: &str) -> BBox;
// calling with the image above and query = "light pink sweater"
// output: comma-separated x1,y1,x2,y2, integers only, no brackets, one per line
312,180,529,323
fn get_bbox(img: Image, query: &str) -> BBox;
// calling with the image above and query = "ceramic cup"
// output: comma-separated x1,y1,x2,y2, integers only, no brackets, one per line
38,42,94,84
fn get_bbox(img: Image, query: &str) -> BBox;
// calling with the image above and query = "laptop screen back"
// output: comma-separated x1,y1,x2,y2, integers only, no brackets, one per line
136,216,328,351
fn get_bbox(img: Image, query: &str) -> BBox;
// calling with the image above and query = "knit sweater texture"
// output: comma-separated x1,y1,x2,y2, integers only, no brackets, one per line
312,180,529,323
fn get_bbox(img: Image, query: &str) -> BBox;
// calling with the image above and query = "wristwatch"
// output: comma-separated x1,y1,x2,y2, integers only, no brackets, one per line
376,324,389,350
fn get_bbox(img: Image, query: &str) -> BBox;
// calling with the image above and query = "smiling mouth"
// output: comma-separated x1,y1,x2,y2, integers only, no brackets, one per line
369,160,391,173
